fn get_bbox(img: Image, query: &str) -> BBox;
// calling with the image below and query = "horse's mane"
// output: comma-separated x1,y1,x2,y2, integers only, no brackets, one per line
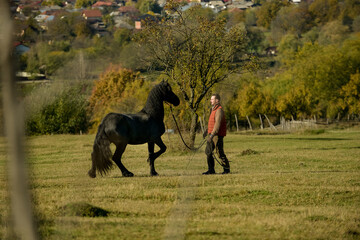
141,82,166,121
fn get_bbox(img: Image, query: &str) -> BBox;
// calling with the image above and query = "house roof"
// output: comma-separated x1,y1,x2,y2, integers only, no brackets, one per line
14,41,22,47
118,6,139,14
92,1,114,7
228,8,243,13
82,9,102,18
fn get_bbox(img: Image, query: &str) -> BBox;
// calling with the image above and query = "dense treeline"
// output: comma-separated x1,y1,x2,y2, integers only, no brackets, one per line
12,0,360,135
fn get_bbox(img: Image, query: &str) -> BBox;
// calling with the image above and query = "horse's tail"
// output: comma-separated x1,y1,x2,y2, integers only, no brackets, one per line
88,122,113,178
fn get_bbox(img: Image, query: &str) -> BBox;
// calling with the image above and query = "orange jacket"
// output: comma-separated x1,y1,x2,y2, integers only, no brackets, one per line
208,104,226,136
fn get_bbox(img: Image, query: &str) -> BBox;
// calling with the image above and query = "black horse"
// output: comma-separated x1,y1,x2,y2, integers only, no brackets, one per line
88,80,180,178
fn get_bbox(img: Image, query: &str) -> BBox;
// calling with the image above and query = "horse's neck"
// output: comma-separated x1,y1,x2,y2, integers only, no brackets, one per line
142,90,164,121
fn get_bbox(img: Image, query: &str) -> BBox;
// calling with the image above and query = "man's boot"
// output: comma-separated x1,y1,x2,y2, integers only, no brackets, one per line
221,157,230,174
203,169,215,175
203,156,215,175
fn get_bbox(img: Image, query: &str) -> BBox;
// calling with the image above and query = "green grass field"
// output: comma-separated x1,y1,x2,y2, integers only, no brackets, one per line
1,127,360,239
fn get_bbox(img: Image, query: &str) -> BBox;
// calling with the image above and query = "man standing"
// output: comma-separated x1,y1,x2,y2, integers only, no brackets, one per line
203,94,230,175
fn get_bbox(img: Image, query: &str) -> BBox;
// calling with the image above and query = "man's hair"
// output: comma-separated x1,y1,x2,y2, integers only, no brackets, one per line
212,93,221,101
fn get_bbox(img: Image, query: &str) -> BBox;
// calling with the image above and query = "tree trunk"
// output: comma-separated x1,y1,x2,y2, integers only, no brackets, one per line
199,116,204,134
235,114,239,132
189,112,199,148
246,115,253,131
259,114,264,130
264,114,276,131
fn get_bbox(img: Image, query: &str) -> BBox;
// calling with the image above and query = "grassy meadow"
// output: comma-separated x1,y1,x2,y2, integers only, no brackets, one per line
1,126,360,239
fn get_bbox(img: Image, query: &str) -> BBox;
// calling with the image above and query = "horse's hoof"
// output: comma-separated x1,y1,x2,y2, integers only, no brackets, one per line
123,171,134,177
151,171,159,176
88,170,96,178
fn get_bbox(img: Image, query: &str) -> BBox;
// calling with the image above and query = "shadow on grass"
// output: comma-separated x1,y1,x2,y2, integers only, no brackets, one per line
61,202,109,217
284,137,350,141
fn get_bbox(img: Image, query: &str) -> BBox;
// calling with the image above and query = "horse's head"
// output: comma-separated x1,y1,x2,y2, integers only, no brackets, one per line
160,80,180,107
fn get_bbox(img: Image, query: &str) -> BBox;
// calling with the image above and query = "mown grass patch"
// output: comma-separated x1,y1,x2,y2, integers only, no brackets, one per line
0,128,359,239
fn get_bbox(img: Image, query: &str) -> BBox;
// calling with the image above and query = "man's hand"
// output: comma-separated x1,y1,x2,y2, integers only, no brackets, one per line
207,134,214,143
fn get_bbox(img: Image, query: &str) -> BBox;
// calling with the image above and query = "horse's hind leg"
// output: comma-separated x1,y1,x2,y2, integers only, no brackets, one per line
113,144,134,177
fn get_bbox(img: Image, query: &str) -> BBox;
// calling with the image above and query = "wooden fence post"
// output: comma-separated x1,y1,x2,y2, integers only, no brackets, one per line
281,116,285,130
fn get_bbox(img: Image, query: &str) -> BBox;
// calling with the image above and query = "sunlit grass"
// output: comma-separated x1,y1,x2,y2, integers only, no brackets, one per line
1,127,360,239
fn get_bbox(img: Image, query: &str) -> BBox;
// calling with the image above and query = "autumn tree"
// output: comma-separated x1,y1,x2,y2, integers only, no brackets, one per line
353,15,360,32
135,0,249,147
46,15,74,40
113,28,132,48
278,33,302,57
74,20,92,38
255,0,290,29
16,18,42,43
218,9,246,29
246,26,265,53
235,82,266,117
137,0,162,14
88,66,150,130
276,84,317,119
75,0,96,8
308,0,340,25
270,3,313,42
340,71,360,116
318,20,350,45
268,33,360,119
25,41,73,75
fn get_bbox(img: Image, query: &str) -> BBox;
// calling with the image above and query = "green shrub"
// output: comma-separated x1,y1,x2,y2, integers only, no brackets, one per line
26,87,89,135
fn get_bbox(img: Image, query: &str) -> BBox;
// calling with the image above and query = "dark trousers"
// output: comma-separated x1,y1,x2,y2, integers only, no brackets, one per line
205,136,230,171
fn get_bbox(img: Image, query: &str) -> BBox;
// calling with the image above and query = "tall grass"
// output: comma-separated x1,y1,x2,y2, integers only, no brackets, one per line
0,127,359,239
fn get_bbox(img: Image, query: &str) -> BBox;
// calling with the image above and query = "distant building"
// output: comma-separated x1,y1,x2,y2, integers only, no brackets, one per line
265,46,277,56
92,1,115,9
117,6,139,17
82,9,102,23
135,14,159,30
14,42,30,55
227,0,255,10
206,1,226,12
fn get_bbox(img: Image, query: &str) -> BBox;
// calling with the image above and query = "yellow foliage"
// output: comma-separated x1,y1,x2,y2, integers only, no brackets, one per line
340,71,360,115
88,65,150,131
276,84,317,119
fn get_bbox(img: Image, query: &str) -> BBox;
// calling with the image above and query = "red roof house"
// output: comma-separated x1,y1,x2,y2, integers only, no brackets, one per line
82,9,102,22
118,6,139,16
92,1,114,8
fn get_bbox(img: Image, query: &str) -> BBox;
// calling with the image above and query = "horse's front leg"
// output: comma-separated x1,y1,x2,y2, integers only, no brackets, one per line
147,138,167,176
147,142,158,176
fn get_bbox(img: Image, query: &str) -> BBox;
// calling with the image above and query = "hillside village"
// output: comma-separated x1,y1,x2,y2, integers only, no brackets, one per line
11,0,307,57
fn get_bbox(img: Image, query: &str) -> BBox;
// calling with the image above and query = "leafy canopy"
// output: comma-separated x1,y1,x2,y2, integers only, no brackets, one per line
88,66,149,130
135,0,249,114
